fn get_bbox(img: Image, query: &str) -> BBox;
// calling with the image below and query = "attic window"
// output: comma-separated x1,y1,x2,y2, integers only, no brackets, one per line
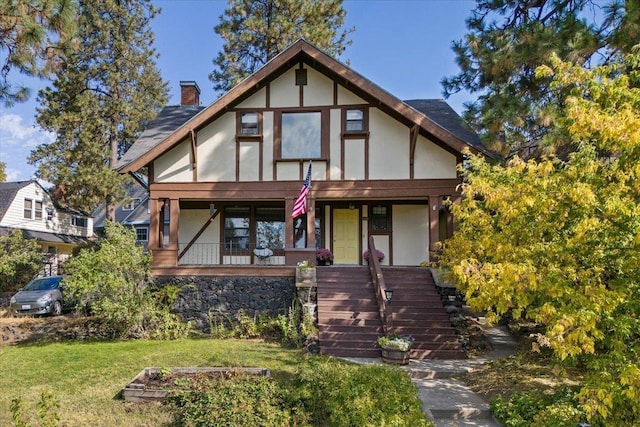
240,112,259,135
23,199,33,219
72,216,87,228
344,108,367,133
281,112,321,159
35,200,43,219
295,68,307,86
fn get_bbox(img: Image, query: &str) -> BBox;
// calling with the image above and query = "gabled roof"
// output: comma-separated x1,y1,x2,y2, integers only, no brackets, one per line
404,99,483,150
0,180,32,222
117,39,490,173
117,105,204,171
92,179,150,228
0,180,91,220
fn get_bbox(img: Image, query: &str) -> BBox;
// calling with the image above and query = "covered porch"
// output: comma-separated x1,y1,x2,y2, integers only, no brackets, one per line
146,179,457,272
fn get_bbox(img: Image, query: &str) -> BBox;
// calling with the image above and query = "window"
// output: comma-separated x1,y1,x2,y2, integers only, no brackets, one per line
293,214,321,249
24,199,33,219
240,112,259,135
370,205,390,232
281,112,321,158
34,201,43,219
72,216,88,227
135,227,148,242
224,207,250,251
256,207,284,250
345,108,365,132
122,199,139,211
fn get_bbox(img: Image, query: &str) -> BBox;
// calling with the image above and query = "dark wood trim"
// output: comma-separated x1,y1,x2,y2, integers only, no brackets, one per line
265,81,270,108
298,62,304,106
149,198,159,250
409,124,419,179
178,209,221,261
190,129,198,182
149,178,462,200
169,198,180,250
152,265,295,277
333,81,338,106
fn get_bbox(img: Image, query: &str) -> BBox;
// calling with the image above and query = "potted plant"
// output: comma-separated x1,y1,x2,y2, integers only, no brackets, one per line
316,248,334,266
363,249,385,264
377,335,414,365
296,259,315,283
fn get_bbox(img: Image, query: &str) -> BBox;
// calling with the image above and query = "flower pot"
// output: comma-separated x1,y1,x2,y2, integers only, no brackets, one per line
317,259,332,266
381,348,411,365
296,267,315,283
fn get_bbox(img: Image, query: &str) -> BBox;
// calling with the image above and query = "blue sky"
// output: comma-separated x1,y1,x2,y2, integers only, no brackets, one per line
0,0,477,182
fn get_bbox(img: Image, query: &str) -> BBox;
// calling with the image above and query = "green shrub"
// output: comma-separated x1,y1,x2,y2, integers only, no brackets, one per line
492,387,585,427
289,357,431,427
167,374,307,427
0,229,41,292
62,222,191,339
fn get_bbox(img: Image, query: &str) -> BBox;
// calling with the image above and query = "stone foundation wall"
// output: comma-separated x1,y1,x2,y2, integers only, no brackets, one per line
154,276,296,331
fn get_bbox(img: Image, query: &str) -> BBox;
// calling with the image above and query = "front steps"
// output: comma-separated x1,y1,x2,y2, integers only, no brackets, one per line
316,266,465,359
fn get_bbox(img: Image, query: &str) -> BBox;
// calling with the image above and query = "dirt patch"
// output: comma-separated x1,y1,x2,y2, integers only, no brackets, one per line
0,308,106,345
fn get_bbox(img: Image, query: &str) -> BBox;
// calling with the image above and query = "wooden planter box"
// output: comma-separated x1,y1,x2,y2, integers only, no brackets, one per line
122,367,271,403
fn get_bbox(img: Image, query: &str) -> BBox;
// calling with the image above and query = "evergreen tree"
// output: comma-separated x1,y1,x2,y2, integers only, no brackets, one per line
442,0,639,159
210,0,353,93
30,0,167,216
0,0,76,106
0,162,6,182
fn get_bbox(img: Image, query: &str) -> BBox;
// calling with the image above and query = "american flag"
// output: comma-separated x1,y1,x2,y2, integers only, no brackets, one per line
292,163,312,218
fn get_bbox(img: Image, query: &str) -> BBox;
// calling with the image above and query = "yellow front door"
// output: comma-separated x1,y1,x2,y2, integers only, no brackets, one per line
333,209,359,264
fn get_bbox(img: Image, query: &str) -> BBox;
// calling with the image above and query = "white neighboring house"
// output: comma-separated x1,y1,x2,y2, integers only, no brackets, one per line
0,180,94,275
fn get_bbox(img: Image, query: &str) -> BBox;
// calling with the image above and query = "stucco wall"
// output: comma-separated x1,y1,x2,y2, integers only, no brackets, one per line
392,204,430,265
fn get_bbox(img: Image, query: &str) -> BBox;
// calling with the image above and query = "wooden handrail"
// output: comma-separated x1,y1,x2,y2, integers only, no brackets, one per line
367,236,393,336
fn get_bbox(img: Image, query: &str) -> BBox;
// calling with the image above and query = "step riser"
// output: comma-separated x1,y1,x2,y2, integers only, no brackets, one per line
317,267,463,360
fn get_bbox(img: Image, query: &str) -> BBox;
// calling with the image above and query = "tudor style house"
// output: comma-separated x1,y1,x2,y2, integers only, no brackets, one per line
117,39,486,273
0,180,93,275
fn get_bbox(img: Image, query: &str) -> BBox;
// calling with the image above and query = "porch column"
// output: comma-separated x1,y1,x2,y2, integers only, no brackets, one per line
148,198,159,249
306,197,316,248
168,197,180,250
285,198,294,248
429,196,441,253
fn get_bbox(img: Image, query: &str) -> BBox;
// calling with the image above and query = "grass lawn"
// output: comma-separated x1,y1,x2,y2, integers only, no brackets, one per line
0,338,308,426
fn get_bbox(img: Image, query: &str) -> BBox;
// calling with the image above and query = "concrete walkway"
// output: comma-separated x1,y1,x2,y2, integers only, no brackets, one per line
344,323,517,427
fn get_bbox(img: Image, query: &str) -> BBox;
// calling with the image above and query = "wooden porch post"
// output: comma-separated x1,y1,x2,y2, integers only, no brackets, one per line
148,198,159,250
428,196,441,253
285,198,294,248
168,197,180,250
306,197,316,248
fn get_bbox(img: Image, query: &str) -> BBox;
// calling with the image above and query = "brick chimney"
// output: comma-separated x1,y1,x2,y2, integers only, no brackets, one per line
180,81,200,106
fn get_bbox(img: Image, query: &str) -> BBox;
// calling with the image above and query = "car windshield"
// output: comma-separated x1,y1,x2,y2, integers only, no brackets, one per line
23,277,61,291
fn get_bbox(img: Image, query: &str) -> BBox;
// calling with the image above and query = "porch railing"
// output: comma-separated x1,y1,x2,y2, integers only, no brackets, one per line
178,243,286,266
367,236,393,336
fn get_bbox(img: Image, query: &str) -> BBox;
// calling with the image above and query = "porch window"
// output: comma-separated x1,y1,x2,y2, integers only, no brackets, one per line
370,205,390,232
24,199,33,219
281,112,321,158
256,207,285,250
293,214,321,249
224,207,250,251
240,112,259,135
34,200,43,219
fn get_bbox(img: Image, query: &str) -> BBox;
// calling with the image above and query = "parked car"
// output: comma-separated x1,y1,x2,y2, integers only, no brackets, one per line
10,276,67,316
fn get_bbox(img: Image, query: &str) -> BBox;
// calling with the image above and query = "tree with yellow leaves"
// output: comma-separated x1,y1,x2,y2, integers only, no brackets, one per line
439,48,640,425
